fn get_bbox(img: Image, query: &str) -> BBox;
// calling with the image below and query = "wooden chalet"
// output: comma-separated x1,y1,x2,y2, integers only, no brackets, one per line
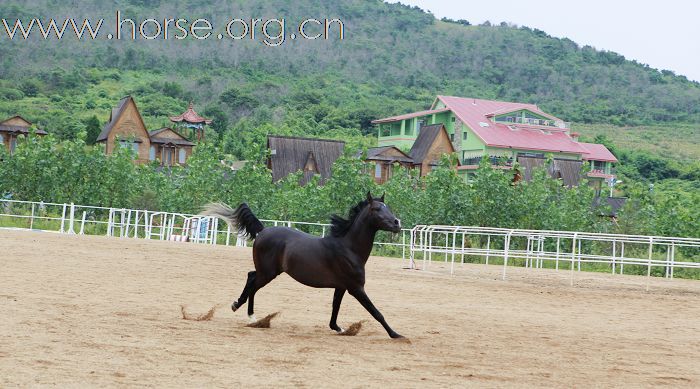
267,135,345,185
407,124,458,176
148,128,195,166
98,96,195,166
364,146,413,184
0,115,47,154
363,124,459,183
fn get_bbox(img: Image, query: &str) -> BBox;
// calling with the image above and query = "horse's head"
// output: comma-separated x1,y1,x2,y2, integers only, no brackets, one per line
366,191,401,233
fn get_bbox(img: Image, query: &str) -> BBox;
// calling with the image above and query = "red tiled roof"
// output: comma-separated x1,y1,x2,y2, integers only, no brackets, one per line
169,102,212,124
435,96,588,154
371,108,450,124
579,142,618,162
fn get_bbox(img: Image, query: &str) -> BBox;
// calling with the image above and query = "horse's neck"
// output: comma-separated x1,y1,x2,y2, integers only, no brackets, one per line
343,212,378,262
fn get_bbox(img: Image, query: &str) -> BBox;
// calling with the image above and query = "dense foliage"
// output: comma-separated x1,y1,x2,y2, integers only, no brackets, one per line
1,135,698,240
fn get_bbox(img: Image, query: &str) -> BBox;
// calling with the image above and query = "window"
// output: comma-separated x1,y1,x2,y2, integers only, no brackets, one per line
451,116,456,122
450,133,455,142
179,148,186,164
10,137,17,154
374,163,382,179
462,132,468,141
149,146,156,161
118,140,139,156
0,134,4,144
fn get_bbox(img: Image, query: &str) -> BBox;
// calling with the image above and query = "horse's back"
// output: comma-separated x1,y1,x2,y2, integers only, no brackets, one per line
253,227,342,288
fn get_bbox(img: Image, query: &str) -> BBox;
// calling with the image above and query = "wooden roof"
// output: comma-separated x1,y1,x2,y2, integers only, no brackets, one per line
267,135,345,185
148,128,195,146
97,96,147,142
408,124,454,164
0,115,48,135
364,146,413,163
517,156,583,187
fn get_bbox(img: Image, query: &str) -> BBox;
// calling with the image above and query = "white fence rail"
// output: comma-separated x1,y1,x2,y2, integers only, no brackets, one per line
0,199,408,256
409,225,700,288
2,199,699,286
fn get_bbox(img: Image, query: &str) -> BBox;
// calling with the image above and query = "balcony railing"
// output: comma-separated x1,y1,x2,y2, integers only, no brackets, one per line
497,117,569,129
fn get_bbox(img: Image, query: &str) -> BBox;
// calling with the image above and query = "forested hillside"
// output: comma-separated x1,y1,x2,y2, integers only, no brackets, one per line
0,0,698,239
1,0,699,150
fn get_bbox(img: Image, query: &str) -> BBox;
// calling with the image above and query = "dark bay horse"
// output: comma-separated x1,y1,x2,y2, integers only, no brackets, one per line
204,192,404,339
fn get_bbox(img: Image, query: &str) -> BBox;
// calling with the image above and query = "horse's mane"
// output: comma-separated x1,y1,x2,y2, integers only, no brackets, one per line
330,199,369,237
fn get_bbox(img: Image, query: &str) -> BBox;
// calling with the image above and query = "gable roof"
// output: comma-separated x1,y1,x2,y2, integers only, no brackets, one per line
363,146,413,163
148,128,195,146
517,156,583,187
267,135,345,185
579,142,618,162
433,96,588,155
97,96,149,142
408,124,454,163
0,115,48,135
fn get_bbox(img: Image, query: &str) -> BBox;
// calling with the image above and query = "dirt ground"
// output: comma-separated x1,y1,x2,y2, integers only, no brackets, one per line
1,229,700,388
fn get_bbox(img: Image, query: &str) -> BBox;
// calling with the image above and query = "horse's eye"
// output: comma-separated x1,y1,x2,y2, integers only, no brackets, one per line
372,207,381,211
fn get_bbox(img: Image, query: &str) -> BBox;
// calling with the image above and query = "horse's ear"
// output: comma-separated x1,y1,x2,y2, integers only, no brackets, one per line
380,193,385,202
366,191,373,203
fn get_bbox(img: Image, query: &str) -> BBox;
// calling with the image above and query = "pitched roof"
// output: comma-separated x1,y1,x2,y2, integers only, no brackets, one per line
148,128,196,146
267,135,345,185
169,102,212,124
517,156,583,187
579,142,618,162
371,107,450,124
433,96,588,154
0,115,48,135
363,146,413,163
408,124,454,163
96,96,132,142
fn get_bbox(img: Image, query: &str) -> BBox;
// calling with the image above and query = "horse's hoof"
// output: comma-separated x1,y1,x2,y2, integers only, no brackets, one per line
390,333,405,339
231,302,238,312
248,314,257,323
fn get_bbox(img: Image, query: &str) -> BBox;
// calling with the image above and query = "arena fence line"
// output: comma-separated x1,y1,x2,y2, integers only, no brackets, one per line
409,225,700,288
1,199,698,285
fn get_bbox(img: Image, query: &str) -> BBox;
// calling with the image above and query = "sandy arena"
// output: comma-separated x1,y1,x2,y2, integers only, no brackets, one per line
1,229,700,387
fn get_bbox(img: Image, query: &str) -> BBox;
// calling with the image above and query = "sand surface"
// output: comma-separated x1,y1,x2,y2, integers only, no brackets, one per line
1,229,700,388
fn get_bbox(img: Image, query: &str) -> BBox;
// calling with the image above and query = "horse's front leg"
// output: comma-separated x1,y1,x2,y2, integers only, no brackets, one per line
329,288,345,332
349,288,403,339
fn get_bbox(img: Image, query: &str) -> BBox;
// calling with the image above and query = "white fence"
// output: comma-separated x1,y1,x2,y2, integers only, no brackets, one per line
0,199,408,255
2,199,699,286
409,225,700,288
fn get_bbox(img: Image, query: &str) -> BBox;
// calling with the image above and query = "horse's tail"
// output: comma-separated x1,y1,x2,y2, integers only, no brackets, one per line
202,203,265,240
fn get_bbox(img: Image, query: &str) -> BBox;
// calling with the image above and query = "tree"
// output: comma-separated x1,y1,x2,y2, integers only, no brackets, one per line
84,115,102,145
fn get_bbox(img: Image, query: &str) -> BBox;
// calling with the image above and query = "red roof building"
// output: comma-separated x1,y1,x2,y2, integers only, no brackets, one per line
373,95,618,193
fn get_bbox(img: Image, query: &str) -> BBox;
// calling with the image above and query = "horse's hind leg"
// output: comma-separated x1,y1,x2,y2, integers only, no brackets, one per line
232,271,256,312
247,274,276,322
349,288,403,339
329,288,345,332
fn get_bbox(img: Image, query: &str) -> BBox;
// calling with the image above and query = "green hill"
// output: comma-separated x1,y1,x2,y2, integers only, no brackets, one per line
0,0,699,163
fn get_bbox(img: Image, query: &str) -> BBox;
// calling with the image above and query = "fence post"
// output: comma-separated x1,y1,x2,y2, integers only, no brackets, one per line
502,230,513,280
570,233,578,286
29,202,35,230
646,237,654,291
59,203,67,233
79,211,87,235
